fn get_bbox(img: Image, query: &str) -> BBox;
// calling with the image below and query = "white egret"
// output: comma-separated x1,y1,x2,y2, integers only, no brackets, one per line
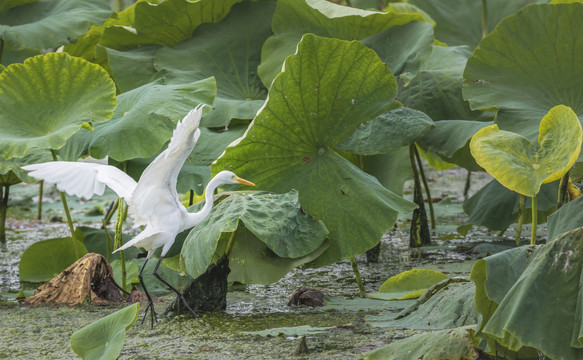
23,105,255,327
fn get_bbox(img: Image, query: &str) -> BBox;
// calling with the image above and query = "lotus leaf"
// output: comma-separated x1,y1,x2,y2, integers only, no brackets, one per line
0,53,117,159
155,1,273,127
258,0,423,87
0,0,110,51
462,179,558,232
409,0,541,48
228,227,328,285
19,234,88,282
547,196,583,241
366,279,478,330
101,0,242,49
470,105,582,197
463,3,583,144
182,190,328,281
419,120,491,171
363,326,479,360
70,303,139,360
477,228,583,359
336,108,434,155
369,269,449,301
61,77,215,161
215,34,416,267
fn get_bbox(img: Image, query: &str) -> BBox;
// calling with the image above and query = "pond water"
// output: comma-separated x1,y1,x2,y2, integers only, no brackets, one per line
0,169,531,359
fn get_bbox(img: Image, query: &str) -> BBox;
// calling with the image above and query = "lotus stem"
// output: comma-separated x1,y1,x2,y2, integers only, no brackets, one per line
51,150,76,239
189,190,195,206
114,198,127,289
102,202,117,262
558,171,569,209
0,185,8,244
481,0,488,39
413,145,435,229
225,231,237,257
463,170,472,200
530,195,537,245
349,256,366,298
515,195,525,247
37,181,43,221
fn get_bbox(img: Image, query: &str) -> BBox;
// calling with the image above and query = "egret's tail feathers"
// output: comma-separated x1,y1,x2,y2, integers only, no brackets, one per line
111,228,165,254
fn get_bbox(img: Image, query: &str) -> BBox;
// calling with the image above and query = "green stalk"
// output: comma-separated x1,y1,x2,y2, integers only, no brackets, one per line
224,231,237,257
515,195,525,247
114,0,123,12
481,0,488,39
37,181,43,221
189,190,195,207
530,195,537,245
51,150,76,238
102,202,117,262
0,38,4,64
557,171,569,209
463,171,472,200
0,185,8,245
113,198,127,290
413,145,435,229
349,256,366,298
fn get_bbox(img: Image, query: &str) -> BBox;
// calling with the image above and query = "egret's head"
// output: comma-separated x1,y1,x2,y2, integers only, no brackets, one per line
215,170,256,187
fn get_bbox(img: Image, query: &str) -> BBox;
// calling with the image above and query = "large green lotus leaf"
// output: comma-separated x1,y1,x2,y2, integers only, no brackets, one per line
481,228,583,359
547,196,583,241
100,0,242,49
105,46,159,93
70,303,139,360
462,179,558,232
228,227,329,285
463,3,583,143
360,20,434,79
336,108,434,155
363,327,478,360
470,106,582,197
409,0,541,49
215,34,416,267
155,1,273,127
181,190,329,279
398,45,488,122
368,269,449,301
258,0,423,87
420,120,492,171
366,280,479,330
0,53,117,159
0,0,111,51
19,235,88,282
470,246,534,341
61,77,216,162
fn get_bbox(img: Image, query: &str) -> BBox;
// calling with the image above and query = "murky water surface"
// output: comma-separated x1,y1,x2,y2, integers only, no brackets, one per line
0,170,521,359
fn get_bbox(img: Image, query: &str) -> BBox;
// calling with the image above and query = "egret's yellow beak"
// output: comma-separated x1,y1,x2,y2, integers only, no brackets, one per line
235,177,256,187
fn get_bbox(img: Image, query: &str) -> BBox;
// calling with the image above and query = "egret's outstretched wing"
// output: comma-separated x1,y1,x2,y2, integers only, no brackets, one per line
23,161,137,200
128,106,203,226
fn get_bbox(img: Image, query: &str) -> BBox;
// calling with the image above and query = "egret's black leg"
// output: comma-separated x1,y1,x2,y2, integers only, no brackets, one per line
152,255,198,319
138,252,157,329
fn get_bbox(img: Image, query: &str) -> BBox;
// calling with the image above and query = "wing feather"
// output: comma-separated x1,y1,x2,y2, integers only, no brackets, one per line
22,162,137,200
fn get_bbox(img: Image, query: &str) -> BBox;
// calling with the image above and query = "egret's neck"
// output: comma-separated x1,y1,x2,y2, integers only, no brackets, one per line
184,177,222,229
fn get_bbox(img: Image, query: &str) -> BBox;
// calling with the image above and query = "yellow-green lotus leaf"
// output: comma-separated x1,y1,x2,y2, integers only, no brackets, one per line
470,105,582,197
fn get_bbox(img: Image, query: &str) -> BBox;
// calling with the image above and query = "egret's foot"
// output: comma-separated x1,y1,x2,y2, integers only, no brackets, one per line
174,291,198,319
141,300,158,329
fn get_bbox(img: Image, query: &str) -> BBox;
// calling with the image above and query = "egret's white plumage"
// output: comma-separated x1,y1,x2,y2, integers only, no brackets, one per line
22,105,255,327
